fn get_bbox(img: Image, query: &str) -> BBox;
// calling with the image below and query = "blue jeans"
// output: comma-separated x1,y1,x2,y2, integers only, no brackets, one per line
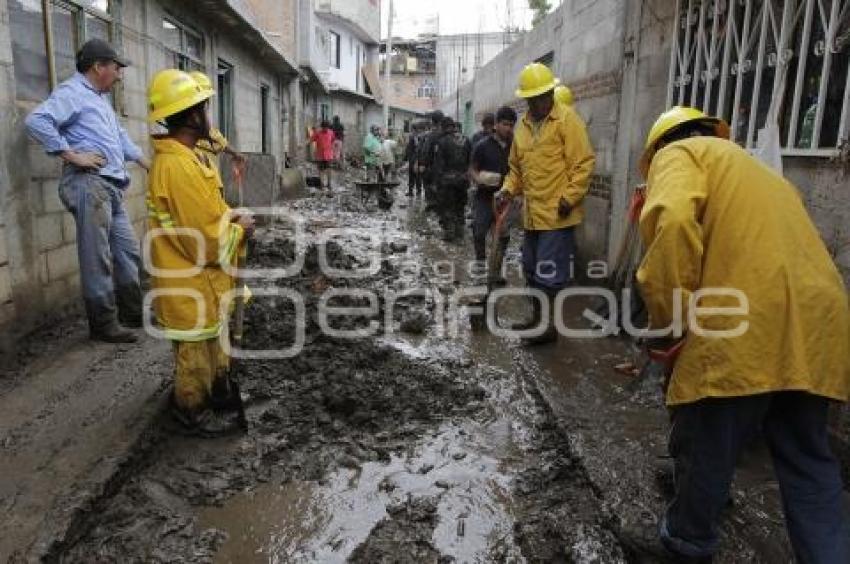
58,167,141,323
662,392,849,563
521,227,576,292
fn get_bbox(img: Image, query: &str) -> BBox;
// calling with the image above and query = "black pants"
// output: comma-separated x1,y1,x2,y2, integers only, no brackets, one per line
662,391,849,562
408,167,422,195
436,179,468,240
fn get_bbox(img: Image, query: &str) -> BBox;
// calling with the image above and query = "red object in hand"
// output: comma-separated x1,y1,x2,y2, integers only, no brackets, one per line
648,339,686,366
627,184,646,223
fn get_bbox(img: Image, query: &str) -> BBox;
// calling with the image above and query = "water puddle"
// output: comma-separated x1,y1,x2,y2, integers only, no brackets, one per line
200,405,532,563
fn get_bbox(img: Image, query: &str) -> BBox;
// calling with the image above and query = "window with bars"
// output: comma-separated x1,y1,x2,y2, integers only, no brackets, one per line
162,17,204,72
10,0,113,102
667,0,850,155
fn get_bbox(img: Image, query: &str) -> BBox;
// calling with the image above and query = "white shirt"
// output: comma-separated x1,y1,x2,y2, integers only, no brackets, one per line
380,139,397,165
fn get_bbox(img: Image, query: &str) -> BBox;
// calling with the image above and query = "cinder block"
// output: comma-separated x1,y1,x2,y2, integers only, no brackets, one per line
37,252,48,284
66,272,81,296
42,278,69,308
62,213,77,243
46,244,79,281
42,179,65,214
0,264,12,303
28,143,62,179
37,213,64,251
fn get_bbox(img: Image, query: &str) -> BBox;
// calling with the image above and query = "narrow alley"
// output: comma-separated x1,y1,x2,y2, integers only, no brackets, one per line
1,0,849,563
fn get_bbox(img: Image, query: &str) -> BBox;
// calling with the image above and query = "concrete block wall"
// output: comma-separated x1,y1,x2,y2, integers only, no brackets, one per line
438,0,628,264
0,0,294,349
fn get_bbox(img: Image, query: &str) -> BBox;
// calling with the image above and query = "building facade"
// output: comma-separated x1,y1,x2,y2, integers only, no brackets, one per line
0,0,298,349
381,37,437,117
294,0,383,156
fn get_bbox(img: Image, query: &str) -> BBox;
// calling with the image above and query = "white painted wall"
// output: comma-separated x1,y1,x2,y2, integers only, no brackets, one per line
323,22,368,93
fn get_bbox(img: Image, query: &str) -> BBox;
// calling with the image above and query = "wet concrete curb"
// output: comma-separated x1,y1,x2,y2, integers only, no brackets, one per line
26,383,170,562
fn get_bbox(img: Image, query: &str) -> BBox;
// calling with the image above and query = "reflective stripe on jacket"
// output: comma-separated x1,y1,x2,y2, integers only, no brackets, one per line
147,136,243,341
638,136,850,405
502,104,595,230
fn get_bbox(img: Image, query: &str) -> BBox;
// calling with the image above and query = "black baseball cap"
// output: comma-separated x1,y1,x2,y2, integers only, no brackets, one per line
76,38,130,68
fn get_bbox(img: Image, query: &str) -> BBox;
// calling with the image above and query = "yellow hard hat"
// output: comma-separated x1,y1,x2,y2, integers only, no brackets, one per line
554,85,574,106
147,69,213,123
639,106,730,177
189,71,213,94
515,62,560,99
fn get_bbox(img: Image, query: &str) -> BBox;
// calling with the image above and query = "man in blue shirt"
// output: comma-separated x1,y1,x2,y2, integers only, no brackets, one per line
26,39,149,343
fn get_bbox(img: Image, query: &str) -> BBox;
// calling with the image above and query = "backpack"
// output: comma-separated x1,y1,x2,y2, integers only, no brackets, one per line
434,133,469,177
417,130,440,167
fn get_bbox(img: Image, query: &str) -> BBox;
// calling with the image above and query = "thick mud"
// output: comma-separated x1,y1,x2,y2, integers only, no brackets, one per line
61,185,625,563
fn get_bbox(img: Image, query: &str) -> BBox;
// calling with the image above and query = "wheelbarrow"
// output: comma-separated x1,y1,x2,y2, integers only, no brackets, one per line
354,181,400,210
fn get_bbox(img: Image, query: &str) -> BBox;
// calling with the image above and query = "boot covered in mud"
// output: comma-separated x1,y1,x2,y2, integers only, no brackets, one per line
116,282,144,328
512,285,542,331
521,291,558,346
169,397,241,437
618,515,714,563
86,297,138,343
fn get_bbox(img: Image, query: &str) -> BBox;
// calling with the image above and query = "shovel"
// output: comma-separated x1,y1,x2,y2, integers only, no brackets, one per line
486,199,512,290
470,200,512,330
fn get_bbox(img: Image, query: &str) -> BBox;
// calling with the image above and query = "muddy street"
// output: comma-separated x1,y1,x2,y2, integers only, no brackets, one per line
3,179,816,563
54,183,625,563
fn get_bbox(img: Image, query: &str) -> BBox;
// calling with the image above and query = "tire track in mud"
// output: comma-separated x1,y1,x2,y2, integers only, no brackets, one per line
59,192,626,563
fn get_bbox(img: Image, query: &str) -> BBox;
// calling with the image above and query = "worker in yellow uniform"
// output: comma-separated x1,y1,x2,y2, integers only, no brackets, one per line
495,63,595,345
624,106,850,562
146,69,255,435
553,84,574,107
189,71,246,188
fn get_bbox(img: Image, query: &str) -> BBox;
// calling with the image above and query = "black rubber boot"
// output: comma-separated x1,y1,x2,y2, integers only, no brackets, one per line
86,297,138,343
521,292,558,346
169,397,241,437
116,283,143,328
512,294,542,332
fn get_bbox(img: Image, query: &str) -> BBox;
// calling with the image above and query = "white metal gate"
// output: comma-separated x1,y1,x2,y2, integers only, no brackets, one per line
667,0,850,155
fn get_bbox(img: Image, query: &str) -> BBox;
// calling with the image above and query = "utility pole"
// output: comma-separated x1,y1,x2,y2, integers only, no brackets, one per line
456,55,461,122
383,0,393,132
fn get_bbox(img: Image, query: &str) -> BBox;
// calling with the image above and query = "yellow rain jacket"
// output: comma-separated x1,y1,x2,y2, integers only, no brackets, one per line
147,136,244,341
195,128,229,189
637,136,850,406
502,103,595,230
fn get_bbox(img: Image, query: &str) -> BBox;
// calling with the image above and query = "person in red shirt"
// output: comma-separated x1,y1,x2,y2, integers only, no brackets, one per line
307,120,336,192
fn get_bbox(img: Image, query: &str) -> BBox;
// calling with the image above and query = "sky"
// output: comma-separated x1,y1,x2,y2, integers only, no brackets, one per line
380,0,538,39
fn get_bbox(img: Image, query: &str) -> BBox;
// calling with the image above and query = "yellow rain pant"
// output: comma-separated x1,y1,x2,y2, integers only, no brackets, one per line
172,339,230,411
